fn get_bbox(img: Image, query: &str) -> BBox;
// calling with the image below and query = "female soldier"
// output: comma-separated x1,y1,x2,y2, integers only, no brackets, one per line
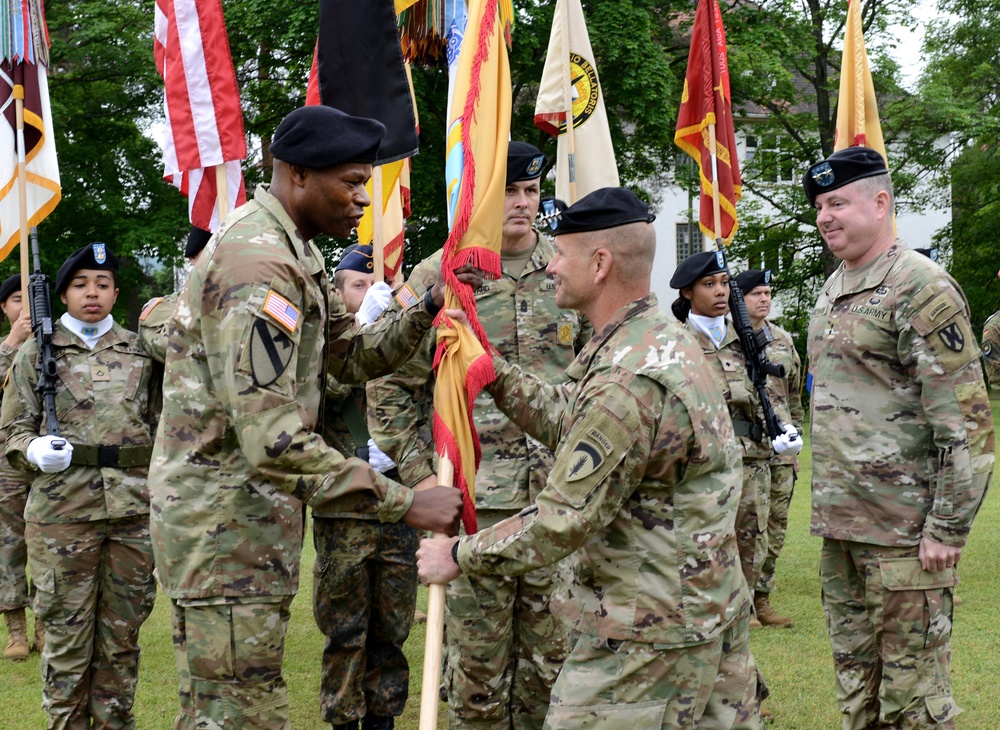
670,252,800,607
0,244,158,728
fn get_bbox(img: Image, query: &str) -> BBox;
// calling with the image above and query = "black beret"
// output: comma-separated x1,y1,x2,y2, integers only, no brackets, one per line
802,147,888,205
335,243,375,274
553,187,655,236
669,250,727,290
506,141,547,185
734,268,772,293
0,274,21,304
270,106,386,168
184,226,213,259
913,247,939,262
55,243,119,295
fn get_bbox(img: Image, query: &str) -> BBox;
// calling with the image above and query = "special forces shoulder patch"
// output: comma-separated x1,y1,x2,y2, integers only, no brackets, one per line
250,317,295,387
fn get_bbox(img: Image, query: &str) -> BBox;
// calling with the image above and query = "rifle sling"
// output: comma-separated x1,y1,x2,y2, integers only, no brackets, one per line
69,443,153,468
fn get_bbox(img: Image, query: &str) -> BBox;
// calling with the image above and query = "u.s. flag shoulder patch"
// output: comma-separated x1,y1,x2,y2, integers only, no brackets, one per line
395,283,419,309
263,290,301,333
139,297,163,322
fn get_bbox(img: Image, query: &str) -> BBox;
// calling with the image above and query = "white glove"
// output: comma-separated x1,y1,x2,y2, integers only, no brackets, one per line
356,282,393,326
367,438,396,474
771,424,803,456
27,436,73,473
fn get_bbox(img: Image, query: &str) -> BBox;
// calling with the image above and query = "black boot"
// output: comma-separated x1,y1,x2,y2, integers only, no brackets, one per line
361,716,394,730
331,722,358,730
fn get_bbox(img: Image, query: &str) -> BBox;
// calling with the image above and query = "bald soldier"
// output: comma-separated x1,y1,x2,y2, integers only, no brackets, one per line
982,269,1000,388
805,148,994,729
149,106,474,729
367,141,589,729
418,188,762,729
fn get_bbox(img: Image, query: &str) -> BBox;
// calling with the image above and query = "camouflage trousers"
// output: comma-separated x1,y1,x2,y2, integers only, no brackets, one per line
543,615,762,729
445,510,569,730
312,516,418,724
170,596,293,730
735,458,771,595
26,515,156,730
820,539,961,730
0,474,30,610
754,463,796,596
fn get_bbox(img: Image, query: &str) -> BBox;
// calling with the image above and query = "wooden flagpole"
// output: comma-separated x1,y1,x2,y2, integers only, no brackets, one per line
15,95,30,302
562,0,577,204
418,452,453,730
215,164,229,229
707,122,723,251
372,166,385,283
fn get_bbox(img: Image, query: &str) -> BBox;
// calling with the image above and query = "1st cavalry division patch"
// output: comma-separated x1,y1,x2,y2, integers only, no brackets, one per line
250,318,295,387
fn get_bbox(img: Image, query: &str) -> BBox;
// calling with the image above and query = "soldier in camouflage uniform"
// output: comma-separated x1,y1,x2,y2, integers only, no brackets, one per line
670,254,802,607
148,106,468,730
313,243,418,730
1,244,159,728
982,269,1000,389
368,142,589,730
736,269,803,628
417,188,762,729
0,274,40,660
804,148,995,729
137,225,212,364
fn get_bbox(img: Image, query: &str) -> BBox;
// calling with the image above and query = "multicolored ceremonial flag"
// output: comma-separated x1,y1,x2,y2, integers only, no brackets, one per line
436,0,513,534
154,0,247,231
834,0,888,163
0,0,60,261
534,0,618,203
674,0,742,245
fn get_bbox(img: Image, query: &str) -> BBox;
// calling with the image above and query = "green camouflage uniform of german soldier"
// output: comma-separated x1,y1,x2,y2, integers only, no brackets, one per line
367,142,588,730
368,239,588,730
313,244,419,730
805,148,995,729
2,244,159,728
149,106,463,730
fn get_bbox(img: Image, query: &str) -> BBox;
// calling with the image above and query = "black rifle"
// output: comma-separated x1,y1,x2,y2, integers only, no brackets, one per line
715,239,787,443
28,227,63,441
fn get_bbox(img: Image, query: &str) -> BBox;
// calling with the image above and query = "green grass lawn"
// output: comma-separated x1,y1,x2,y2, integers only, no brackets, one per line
4,403,1000,728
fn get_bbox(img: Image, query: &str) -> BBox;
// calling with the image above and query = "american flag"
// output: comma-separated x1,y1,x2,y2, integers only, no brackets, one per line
263,291,300,333
154,0,247,231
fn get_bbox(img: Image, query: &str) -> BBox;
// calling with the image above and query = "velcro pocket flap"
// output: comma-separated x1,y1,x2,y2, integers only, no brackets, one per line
880,556,958,591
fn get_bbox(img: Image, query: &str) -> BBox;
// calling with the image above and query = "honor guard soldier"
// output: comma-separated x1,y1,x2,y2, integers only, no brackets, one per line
368,142,590,730
735,268,803,628
148,105,472,729
0,274,40,660
418,188,762,728
804,147,994,729
1,244,159,727
313,243,418,730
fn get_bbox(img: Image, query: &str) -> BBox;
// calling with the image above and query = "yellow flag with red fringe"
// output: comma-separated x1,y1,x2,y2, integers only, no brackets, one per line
433,0,513,534
834,0,888,162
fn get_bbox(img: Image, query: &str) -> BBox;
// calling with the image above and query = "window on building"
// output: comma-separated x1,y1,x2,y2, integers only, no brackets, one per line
745,134,796,183
676,222,697,263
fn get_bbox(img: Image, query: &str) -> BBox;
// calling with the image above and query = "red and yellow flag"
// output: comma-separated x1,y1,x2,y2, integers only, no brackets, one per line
834,0,888,163
674,0,741,245
434,0,513,534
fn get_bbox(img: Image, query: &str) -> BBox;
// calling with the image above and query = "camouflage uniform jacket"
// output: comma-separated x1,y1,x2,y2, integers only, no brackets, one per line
0,339,31,482
808,243,995,548
683,319,772,460
459,294,749,646
765,320,802,467
367,234,590,509
150,184,437,602
983,310,1000,389
137,291,178,364
1,321,157,523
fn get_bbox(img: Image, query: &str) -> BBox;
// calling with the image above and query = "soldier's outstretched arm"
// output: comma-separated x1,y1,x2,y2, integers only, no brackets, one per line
485,354,575,450
1,342,44,472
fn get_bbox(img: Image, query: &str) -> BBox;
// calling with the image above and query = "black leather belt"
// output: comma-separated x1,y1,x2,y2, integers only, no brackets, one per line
70,444,153,468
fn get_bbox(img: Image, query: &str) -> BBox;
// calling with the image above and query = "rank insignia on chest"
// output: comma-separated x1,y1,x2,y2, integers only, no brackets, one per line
558,323,573,345
263,291,300,333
